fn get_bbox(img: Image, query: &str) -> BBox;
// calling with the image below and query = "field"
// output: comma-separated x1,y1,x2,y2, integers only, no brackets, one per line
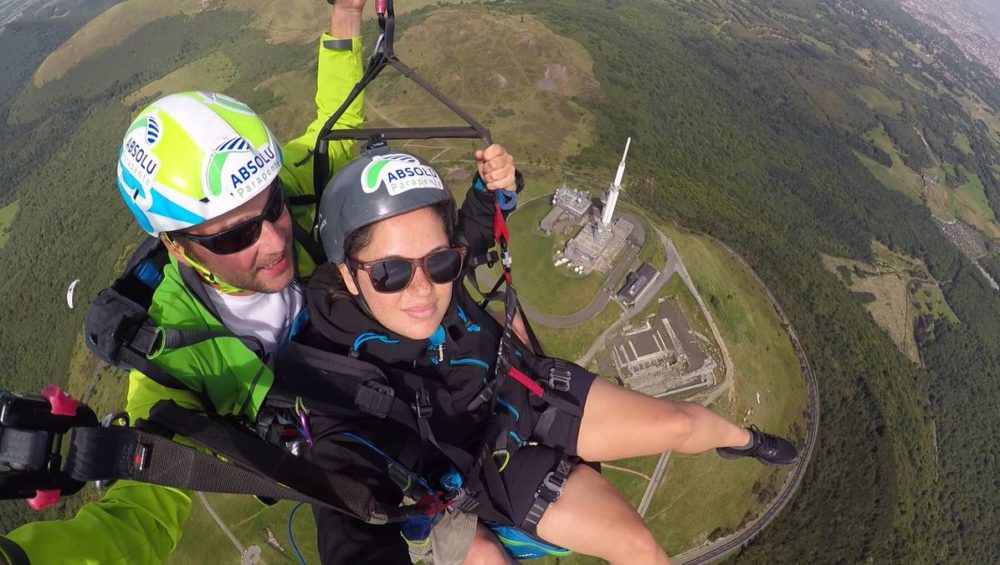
34,0,487,86
122,51,239,108
855,124,925,204
169,494,321,564
822,240,957,363
532,301,621,363
856,124,1000,239
643,224,807,554
364,9,600,168
504,196,608,317
0,200,17,248
856,85,903,116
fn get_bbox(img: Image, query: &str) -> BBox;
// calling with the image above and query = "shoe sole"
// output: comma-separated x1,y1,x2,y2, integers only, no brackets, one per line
718,451,800,467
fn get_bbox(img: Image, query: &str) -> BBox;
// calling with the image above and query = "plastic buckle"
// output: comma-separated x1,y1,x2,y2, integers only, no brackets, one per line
445,487,480,513
413,389,433,419
355,381,395,419
540,470,567,503
128,324,162,357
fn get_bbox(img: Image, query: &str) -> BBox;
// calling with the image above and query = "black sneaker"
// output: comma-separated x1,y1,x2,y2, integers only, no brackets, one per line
716,425,799,467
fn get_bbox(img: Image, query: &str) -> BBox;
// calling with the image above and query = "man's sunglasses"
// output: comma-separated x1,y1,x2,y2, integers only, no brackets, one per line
350,247,468,294
173,183,286,255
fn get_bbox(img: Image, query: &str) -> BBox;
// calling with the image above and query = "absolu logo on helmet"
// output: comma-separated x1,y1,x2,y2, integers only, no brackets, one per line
206,136,280,199
361,154,444,196
121,116,161,184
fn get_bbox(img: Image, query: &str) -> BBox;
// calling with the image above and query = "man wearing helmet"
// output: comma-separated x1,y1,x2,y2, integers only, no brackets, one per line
0,1,516,564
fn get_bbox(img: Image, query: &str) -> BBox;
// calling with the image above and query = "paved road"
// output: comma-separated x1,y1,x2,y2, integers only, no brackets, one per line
198,492,245,554
671,236,821,565
637,451,671,517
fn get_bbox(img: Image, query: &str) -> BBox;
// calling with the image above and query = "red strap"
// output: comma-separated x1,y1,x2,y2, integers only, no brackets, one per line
493,203,509,245
508,366,544,397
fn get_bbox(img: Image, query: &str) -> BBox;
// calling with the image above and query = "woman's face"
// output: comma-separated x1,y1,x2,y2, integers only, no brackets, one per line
338,206,453,340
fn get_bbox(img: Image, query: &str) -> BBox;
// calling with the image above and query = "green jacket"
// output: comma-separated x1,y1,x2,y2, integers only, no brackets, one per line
0,34,363,565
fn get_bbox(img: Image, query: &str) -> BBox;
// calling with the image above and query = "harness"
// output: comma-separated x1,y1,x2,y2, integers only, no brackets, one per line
3,0,582,555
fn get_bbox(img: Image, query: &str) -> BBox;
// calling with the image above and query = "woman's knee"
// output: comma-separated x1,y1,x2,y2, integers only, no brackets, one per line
462,523,510,565
617,521,664,563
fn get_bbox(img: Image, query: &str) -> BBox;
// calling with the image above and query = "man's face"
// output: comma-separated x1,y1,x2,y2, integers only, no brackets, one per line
171,185,295,293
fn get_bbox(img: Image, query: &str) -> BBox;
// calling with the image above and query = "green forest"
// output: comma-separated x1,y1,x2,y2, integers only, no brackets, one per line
519,0,999,562
2,0,1000,561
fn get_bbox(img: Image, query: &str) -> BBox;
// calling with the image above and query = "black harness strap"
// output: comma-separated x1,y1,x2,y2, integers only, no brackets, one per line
61,401,445,525
292,220,327,267
520,455,577,535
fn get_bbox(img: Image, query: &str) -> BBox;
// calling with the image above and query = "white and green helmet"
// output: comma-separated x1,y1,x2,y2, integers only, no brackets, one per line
116,92,283,236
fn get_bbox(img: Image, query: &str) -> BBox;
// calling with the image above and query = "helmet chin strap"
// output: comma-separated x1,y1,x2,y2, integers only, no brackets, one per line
177,246,248,295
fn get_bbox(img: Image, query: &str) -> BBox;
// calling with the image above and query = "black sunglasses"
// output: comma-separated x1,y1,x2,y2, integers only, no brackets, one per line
174,183,286,255
350,247,468,294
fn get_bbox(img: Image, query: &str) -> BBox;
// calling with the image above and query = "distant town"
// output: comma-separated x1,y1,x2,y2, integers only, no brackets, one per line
895,0,1000,78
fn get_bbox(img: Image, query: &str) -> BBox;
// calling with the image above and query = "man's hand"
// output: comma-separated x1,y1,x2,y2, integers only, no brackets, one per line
331,0,366,12
475,144,516,192
330,0,365,39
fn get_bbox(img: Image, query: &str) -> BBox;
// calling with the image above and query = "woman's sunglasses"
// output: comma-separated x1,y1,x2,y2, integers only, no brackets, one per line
351,247,468,294
173,183,286,255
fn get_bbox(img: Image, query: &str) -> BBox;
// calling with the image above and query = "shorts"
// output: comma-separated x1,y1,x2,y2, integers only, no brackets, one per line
407,509,478,565
515,358,596,455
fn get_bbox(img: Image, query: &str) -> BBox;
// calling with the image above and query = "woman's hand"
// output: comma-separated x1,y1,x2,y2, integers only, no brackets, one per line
475,144,516,192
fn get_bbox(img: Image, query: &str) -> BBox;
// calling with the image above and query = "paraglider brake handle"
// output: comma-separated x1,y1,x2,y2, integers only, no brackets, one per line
0,387,97,510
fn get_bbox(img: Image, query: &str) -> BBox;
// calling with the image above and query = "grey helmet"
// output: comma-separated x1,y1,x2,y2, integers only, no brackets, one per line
317,144,455,263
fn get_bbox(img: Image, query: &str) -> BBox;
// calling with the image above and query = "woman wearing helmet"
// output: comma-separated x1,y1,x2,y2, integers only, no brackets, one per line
299,147,800,564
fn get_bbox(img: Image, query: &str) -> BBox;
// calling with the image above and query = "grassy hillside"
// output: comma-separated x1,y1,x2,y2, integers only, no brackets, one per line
5,0,1000,560
515,0,998,561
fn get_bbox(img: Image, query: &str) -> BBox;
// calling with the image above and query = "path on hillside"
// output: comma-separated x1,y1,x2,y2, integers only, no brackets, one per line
198,492,245,555
672,235,820,565
636,452,672,517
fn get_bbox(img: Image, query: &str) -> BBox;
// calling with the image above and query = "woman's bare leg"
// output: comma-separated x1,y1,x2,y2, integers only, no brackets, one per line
535,464,669,565
576,378,751,461
462,523,514,565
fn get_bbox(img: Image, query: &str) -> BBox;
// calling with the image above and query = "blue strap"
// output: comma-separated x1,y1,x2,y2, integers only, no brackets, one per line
497,189,517,211
449,357,491,371
456,305,481,332
495,396,520,421
352,332,400,353
339,432,435,494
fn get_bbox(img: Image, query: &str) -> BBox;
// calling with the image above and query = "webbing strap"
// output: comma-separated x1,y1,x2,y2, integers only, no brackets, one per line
521,456,577,534
159,328,233,350
292,217,327,268
0,536,29,565
67,425,338,512
117,348,217,413
63,401,456,524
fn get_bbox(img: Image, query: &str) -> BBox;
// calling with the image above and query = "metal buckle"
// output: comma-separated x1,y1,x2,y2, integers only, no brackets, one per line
355,381,395,419
542,469,567,496
444,487,480,513
548,364,572,392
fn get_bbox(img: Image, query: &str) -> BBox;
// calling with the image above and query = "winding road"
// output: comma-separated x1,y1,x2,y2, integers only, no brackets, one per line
517,211,646,328
671,236,821,565
517,212,819,564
